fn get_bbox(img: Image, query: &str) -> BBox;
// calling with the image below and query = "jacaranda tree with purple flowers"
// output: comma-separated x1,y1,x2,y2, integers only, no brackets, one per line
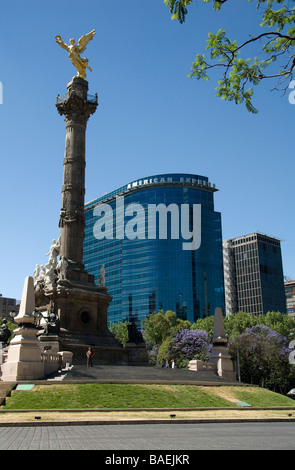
169,328,212,368
142,310,191,365
229,324,295,393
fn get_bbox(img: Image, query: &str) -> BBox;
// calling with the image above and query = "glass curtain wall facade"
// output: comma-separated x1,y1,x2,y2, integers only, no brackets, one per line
84,173,225,325
223,233,286,316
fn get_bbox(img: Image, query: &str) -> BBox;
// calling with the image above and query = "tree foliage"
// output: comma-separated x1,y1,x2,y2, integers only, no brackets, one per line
156,327,212,367
170,328,212,367
261,310,295,337
113,309,295,392
192,315,215,335
164,0,194,22
229,324,295,393
224,310,260,338
142,310,191,348
109,320,130,347
194,310,295,340
164,0,295,112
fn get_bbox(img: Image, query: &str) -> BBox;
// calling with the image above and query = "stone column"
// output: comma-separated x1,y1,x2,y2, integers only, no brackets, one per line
56,77,98,274
32,77,132,360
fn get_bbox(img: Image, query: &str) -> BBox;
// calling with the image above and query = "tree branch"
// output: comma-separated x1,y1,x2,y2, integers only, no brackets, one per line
234,31,295,54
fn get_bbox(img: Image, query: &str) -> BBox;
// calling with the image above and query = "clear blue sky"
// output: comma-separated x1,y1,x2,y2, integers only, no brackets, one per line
0,0,294,299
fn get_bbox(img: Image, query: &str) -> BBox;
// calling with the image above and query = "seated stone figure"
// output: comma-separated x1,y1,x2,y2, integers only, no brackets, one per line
43,311,60,336
127,318,145,344
0,320,11,345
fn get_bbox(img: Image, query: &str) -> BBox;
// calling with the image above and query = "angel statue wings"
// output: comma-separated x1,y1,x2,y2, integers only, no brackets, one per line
55,30,96,79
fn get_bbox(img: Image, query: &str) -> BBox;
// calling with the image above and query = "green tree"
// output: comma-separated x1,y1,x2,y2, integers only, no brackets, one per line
157,336,174,364
142,309,191,347
142,310,192,365
224,311,260,339
192,315,214,335
164,0,295,112
229,324,295,393
142,310,173,347
157,326,212,368
222,310,295,340
109,320,129,347
263,311,295,338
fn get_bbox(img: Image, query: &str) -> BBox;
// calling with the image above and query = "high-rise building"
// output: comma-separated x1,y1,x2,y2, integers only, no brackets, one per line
0,294,20,320
285,280,295,319
83,173,225,325
223,233,286,316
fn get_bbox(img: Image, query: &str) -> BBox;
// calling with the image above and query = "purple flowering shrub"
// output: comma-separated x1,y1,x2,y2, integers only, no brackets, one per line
229,324,294,393
170,329,212,368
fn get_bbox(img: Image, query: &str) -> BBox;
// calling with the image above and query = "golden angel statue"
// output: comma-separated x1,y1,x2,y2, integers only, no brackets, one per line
55,30,96,79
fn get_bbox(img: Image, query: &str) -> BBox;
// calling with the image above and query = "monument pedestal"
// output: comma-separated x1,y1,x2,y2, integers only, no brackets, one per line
1,326,44,381
209,345,237,380
38,335,61,353
209,307,237,381
1,277,45,381
125,342,150,366
35,278,126,362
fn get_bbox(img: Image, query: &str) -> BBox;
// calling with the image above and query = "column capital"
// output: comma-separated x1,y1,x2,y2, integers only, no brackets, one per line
56,77,98,126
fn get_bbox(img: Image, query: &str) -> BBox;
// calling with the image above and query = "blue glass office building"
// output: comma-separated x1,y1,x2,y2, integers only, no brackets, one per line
83,174,225,325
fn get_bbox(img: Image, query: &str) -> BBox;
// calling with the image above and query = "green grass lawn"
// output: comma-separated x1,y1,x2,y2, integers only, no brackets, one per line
2,384,295,410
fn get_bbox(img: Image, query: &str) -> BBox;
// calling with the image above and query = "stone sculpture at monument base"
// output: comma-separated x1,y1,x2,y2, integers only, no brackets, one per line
1,277,46,381
1,276,73,381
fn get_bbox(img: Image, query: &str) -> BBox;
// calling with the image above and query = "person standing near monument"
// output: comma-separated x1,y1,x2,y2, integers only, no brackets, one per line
86,347,95,367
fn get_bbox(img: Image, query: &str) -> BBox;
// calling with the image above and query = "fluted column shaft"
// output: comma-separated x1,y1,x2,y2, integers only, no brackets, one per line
56,77,97,269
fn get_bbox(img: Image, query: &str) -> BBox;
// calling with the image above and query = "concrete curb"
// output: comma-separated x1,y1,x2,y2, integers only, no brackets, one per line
0,417,295,427
1,405,295,412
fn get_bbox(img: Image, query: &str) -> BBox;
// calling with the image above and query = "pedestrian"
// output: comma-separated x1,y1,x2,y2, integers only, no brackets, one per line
86,347,95,367
166,359,169,368
171,359,175,369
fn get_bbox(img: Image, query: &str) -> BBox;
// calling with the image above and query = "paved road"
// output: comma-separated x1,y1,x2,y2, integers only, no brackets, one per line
0,422,294,450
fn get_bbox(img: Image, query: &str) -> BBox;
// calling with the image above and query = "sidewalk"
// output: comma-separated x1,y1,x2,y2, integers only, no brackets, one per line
0,407,295,426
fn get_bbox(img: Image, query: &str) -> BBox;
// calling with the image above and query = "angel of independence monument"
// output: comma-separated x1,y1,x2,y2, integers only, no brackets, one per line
34,30,148,364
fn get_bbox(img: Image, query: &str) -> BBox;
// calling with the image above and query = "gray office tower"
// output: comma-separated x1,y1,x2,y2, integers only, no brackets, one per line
223,233,286,316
